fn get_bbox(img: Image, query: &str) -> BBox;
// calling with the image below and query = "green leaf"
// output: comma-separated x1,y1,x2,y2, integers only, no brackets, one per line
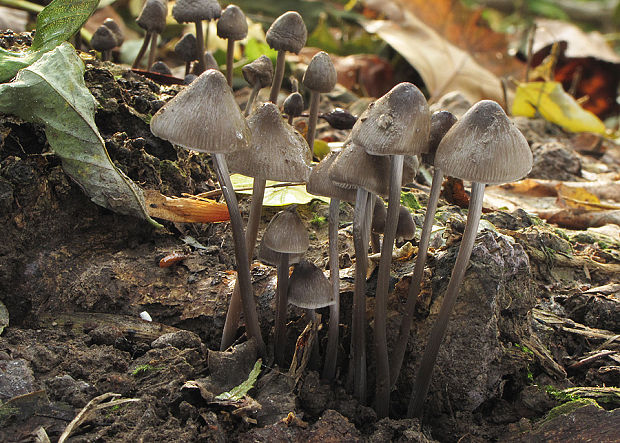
244,39,277,63
230,174,330,206
401,191,421,210
31,0,99,52
215,359,262,401
0,43,161,226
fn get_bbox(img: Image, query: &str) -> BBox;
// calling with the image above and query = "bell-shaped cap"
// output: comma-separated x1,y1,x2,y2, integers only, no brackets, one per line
137,0,168,34
175,33,198,62
352,82,430,156
258,241,303,267
288,260,334,309
150,61,172,75
266,11,307,54
91,25,117,52
263,206,309,254
402,155,419,185
217,4,248,41
424,110,457,166
204,51,219,70
307,151,357,202
328,141,391,197
302,51,337,93
283,92,304,118
150,69,250,154
396,206,415,242
227,103,311,182
242,55,273,88
435,100,533,185
173,0,221,24
102,18,124,46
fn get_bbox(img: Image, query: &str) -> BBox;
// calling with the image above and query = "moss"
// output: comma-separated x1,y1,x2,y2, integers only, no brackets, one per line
131,364,163,377
541,398,599,424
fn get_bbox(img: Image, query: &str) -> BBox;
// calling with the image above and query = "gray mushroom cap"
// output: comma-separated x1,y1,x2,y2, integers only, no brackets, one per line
302,51,337,93
434,100,533,185
288,260,335,309
204,51,219,70
423,110,457,166
227,102,312,182
371,198,387,234
351,82,430,156
172,0,221,23
283,92,304,118
217,4,248,41
258,241,303,267
102,18,124,46
175,33,198,62
307,151,357,203
396,206,415,242
91,25,117,52
263,206,309,254
266,11,307,54
150,61,172,75
242,55,274,88
150,69,250,154
137,0,168,34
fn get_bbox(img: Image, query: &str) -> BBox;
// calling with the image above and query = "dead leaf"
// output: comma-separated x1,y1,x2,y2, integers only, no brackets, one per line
144,190,230,223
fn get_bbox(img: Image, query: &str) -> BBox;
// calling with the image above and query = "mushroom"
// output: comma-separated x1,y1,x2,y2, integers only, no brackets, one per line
217,4,248,86
396,206,415,243
91,24,117,62
172,0,222,74
175,33,198,76
302,51,337,158
150,69,265,356
150,61,172,75
306,150,357,381
102,18,124,47
241,55,274,116
389,110,457,388
262,206,309,366
407,100,532,418
350,82,430,417
370,198,387,253
133,0,168,69
283,79,304,125
220,103,311,351
265,11,307,103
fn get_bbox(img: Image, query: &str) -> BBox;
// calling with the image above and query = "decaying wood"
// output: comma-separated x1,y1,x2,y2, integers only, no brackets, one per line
533,308,620,343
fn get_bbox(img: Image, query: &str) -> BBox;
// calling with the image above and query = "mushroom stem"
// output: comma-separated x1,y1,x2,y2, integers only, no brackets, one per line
351,187,370,401
132,31,152,68
269,50,286,103
244,83,261,116
185,61,191,76
147,32,158,72
274,252,290,366
225,38,234,86
195,21,207,74
220,178,266,350
306,91,320,158
370,232,381,253
322,197,340,381
390,168,444,387
374,154,404,418
408,181,485,418
102,50,110,62
212,153,266,357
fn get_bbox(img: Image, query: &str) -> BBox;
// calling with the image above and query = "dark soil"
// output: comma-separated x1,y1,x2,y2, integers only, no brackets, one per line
0,34,618,442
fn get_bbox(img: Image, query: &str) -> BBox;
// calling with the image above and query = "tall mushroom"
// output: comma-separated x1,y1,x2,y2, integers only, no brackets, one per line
350,82,430,417
389,110,457,387
133,0,167,69
217,4,248,86
150,69,265,356
262,206,309,366
407,100,532,418
266,11,307,103
172,0,221,74
241,55,274,116
302,51,337,158
220,102,311,351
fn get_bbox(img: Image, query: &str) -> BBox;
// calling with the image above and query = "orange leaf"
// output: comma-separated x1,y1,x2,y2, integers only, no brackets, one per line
144,190,230,223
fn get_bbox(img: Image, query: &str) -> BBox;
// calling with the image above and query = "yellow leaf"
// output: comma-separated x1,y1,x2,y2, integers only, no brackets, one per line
313,139,330,160
557,184,620,211
512,81,606,134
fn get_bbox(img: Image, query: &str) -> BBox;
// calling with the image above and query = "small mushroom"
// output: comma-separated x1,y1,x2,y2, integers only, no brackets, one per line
91,24,117,62
407,100,532,418
241,55,274,116
266,11,307,103
217,4,248,86
396,206,415,243
370,197,387,253
150,61,172,75
102,18,124,46
262,206,309,366
302,51,337,158
173,0,221,74
175,33,198,76
283,79,304,125
133,0,168,69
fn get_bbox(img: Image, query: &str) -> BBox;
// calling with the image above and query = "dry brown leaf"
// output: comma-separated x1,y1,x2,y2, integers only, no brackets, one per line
144,190,230,223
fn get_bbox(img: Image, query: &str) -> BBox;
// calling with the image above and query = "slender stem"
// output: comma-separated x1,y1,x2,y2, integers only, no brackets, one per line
351,188,369,402
195,21,207,74
269,50,286,103
225,38,234,86
185,61,191,76
132,32,151,68
147,33,158,71
408,181,485,418
212,154,266,356
322,198,341,381
274,253,290,366
244,83,261,116
306,91,320,159
101,50,109,62
220,178,266,350
374,155,404,418
390,168,444,387
205,20,210,51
